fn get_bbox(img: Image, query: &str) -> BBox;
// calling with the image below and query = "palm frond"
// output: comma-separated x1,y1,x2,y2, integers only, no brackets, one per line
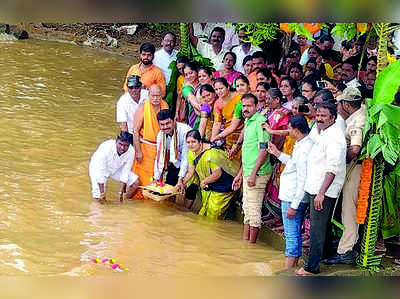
357,155,385,269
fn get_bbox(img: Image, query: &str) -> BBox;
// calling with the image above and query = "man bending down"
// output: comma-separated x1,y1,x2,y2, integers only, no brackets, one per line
89,131,139,204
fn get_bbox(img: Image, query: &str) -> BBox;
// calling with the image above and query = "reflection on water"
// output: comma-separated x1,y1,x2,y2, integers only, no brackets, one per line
0,39,284,276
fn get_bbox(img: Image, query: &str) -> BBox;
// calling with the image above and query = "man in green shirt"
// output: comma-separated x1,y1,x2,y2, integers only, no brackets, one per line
233,93,272,243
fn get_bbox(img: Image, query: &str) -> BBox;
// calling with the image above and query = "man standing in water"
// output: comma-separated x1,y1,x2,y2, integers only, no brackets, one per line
123,43,166,96
295,102,346,275
154,109,197,208
131,84,169,199
89,131,139,204
116,75,148,135
232,93,272,243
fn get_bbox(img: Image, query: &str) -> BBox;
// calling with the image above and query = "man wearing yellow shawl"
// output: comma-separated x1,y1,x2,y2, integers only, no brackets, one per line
132,85,169,199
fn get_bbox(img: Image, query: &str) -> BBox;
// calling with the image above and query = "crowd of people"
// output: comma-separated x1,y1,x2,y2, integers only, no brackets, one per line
89,23,400,275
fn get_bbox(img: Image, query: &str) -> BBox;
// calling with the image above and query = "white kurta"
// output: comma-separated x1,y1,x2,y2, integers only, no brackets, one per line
89,139,137,198
153,48,178,85
153,122,192,180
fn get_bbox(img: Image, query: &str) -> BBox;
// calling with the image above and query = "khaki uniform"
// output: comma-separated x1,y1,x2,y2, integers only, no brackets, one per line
337,104,366,254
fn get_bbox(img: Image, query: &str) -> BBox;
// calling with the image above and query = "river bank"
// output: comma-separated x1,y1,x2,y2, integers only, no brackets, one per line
22,23,180,58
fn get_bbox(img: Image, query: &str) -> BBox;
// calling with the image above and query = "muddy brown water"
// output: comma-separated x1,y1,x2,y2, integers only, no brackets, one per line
0,39,284,276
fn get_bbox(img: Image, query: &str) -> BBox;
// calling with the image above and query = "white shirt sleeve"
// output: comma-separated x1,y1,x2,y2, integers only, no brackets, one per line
94,142,110,184
325,132,345,175
153,132,162,180
300,48,309,66
116,96,127,123
178,131,189,178
197,40,209,58
291,150,308,210
278,152,290,165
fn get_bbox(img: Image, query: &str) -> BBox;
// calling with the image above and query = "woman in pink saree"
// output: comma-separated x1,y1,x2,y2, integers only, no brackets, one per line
214,52,243,86
261,88,290,229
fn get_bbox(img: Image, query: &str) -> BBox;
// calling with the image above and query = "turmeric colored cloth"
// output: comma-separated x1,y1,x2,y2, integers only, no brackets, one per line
176,75,185,93
188,148,240,220
132,99,169,199
213,94,243,149
123,63,166,96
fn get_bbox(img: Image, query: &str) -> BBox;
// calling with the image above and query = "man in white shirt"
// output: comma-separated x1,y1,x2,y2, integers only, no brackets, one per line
323,87,366,265
153,32,178,85
89,131,139,204
116,75,148,134
342,57,361,88
295,102,347,276
232,28,262,73
154,109,197,206
192,23,239,51
189,25,228,70
268,115,314,270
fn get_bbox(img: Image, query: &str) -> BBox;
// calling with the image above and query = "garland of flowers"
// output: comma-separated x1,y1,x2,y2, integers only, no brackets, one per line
356,158,373,224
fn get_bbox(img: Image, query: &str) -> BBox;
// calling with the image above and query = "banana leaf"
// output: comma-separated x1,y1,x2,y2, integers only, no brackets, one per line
381,172,400,239
377,104,400,129
394,163,400,176
371,59,400,105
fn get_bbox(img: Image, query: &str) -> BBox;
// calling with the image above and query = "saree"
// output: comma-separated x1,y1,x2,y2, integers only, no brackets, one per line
213,94,243,149
188,148,240,220
200,103,215,141
132,99,169,199
182,84,201,129
214,70,243,85
264,107,290,220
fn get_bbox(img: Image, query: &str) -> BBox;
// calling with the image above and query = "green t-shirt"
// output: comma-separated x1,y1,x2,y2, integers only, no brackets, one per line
242,112,273,177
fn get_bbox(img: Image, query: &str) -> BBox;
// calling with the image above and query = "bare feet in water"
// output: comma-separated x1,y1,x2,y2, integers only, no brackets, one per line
295,267,315,276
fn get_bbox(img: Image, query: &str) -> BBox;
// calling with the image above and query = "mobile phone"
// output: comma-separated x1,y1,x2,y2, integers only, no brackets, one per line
298,104,310,113
259,142,269,150
316,80,327,89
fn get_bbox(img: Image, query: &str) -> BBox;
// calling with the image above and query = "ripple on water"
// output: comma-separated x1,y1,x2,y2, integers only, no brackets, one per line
0,39,284,276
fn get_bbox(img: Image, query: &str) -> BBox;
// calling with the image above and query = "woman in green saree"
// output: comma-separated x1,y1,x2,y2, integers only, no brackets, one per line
183,130,240,220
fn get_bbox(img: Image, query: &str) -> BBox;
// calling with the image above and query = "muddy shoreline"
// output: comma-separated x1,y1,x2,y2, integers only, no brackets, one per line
23,23,181,58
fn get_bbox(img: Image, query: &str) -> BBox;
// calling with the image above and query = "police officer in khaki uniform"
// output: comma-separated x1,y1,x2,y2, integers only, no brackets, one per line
323,87,366,264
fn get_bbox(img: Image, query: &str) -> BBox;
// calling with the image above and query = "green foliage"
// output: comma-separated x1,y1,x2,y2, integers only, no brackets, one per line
363,60,400,167
177,23,214,69
235,23,280,46
364,103,400,166
331,23,358,41
371,59,400,105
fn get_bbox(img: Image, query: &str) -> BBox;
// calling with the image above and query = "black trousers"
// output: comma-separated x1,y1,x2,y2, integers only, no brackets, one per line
304,192,336,274
165,163,197,201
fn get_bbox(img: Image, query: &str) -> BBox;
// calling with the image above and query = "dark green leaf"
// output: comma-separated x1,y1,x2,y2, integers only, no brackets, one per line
367,134,383,158
372,60,400,105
